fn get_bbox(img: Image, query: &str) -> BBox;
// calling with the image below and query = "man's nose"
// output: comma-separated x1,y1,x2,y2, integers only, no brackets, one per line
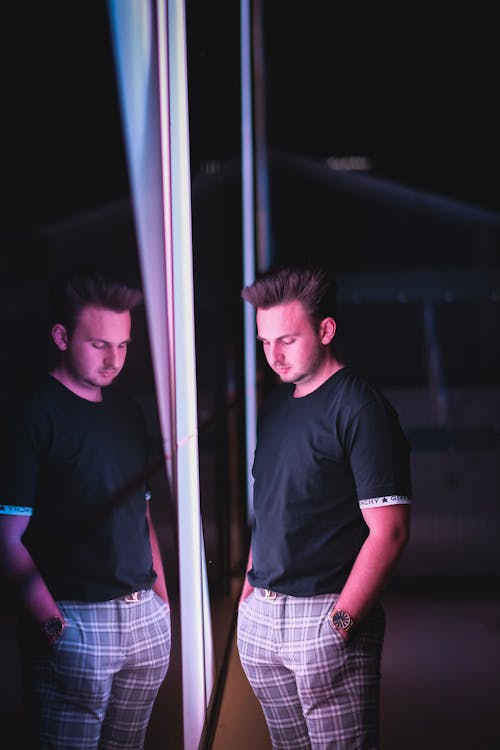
104,347,119,367
269,343,283,363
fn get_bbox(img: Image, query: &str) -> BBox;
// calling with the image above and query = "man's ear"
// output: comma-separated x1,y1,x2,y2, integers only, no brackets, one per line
51,323,69,351
320,317,336,345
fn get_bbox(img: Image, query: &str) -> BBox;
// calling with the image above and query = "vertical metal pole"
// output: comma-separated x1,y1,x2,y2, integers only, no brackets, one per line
241,0,257,523
252,0,273,271
423,299,448,427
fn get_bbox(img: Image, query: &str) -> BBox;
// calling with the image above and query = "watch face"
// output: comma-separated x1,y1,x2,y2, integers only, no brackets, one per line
44,616,64,641
330,609,353,631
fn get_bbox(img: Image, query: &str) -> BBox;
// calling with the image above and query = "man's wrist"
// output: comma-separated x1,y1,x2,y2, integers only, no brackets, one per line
43,615,66,645
239,582,254,608
328,608,354,638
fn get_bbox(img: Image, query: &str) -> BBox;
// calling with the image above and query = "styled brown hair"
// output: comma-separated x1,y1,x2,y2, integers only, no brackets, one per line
52,269,143,333
241,265,337,329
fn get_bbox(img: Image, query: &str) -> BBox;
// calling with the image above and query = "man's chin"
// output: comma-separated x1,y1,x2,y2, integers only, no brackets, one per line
86,374,117,388
98,370,119,381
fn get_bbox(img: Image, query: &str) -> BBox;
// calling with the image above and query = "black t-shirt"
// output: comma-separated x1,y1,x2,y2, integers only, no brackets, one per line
248,367,412,596
0,376,156,601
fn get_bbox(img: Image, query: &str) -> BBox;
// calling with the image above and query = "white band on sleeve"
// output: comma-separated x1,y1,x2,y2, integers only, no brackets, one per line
0,504,33,516
359,495,411,508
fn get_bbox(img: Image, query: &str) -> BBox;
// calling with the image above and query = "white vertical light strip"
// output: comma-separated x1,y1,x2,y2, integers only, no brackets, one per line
108,2,214,748
241,0,257,522
155,0,177,492
160,2,215,749
106,0,174,482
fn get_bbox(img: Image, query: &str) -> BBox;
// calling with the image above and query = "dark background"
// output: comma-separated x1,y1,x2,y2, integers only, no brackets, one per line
2,2,500,228
1,5,500,749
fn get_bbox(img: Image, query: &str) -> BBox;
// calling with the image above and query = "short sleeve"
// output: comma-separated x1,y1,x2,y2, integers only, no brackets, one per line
344,398,412,501
0,403,46,509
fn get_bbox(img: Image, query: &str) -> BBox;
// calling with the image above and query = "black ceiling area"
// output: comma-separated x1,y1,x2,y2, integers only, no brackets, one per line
2,3,500,229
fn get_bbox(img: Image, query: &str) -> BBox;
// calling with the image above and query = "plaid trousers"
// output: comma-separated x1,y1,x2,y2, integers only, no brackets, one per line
19,589,171,750
237,590,385,750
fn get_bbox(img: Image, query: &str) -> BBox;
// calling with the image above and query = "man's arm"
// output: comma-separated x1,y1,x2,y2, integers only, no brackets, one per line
333,503,410,638
238,547,254,607
0,514,64,634
146,504,169,605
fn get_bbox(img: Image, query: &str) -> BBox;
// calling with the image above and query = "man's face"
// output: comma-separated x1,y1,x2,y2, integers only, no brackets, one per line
256,300,332,392
54,305,131,395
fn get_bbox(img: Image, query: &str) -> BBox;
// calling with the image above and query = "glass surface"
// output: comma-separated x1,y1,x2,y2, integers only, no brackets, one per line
2,4,499,748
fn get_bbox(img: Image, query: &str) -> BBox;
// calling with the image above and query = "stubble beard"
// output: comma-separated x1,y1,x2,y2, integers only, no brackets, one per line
277,346,325,386
70,364,119,392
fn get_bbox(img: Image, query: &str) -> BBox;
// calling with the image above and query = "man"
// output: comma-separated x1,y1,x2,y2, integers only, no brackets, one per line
237,265,411,749
0,270,171,749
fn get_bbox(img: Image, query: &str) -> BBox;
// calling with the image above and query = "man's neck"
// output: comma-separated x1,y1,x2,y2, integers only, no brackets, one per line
50,367,103,403
293,357,344,398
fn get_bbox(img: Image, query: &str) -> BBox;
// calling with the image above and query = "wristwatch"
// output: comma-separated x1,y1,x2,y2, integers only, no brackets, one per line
43,616,66,644
329,608,354,633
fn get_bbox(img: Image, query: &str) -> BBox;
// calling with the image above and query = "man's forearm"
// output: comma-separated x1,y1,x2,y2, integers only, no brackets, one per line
0,541,62,628
238,547,254,606
147,518,169,604
334,515,409,632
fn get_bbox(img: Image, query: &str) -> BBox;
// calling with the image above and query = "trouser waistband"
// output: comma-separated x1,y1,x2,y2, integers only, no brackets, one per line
258,588,285,599
116,590,147,603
